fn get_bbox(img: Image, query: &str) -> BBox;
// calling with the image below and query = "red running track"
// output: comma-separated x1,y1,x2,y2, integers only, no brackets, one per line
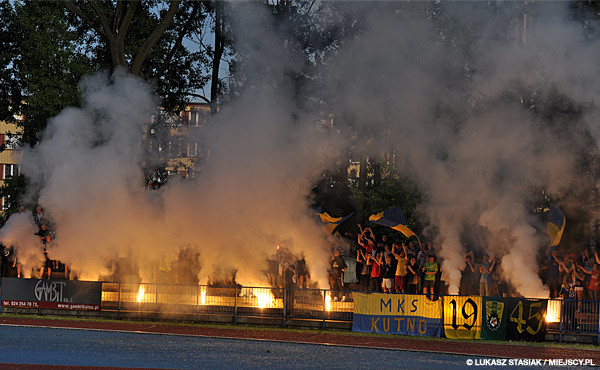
0,316,599,369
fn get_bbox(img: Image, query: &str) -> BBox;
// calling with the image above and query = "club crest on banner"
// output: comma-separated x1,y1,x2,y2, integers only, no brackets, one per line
485,300,504,331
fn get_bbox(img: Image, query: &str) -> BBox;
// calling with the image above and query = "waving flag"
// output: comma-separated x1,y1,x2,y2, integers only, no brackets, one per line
316,209,354,234
547,204,565,247
369,207,416,239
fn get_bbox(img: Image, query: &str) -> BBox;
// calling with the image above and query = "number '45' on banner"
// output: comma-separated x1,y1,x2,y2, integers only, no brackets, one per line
480,297,547,341
506,298,547,341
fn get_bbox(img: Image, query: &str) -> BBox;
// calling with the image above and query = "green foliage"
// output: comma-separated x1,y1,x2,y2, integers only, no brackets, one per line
62,1,219,113
0,174,28,224
4,1,223,144
0,2,23,124
311,168,356,220
12,0,94,145
349,160,422,241
569,0,600,40
139,1,215,111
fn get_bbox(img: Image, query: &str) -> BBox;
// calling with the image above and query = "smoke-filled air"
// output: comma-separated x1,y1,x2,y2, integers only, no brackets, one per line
2,2,600,298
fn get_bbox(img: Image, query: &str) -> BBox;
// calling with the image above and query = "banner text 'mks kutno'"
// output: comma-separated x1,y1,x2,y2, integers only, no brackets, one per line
352,293,442,337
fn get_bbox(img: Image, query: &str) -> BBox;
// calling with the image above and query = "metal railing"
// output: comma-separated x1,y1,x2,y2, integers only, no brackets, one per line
99,282,600,338
100,282,354,327
545,299,600,343
4,278,599,342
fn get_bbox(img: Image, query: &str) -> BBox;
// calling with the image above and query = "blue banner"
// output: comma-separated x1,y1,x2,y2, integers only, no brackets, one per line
352,293,442,337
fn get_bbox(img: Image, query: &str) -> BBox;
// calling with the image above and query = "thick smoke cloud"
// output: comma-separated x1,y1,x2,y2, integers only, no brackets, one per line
2,3,336,286
0,67,333,283
321,2,598,297
0,209,42,276
2,2,600,298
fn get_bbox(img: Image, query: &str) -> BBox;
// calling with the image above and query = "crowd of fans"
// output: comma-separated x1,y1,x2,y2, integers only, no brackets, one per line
2,206,600,312
256,222,600,308
546,246,600,302
0,204,205,284
348,225,442,301
546,245,600,330
258,225,447,301
322,224,600,307
0,244,18,278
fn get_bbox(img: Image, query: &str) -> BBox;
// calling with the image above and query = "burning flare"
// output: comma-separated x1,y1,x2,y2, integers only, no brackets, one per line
137,285,145,303
200,286,206,305
545,299,560,323
253,288,274,309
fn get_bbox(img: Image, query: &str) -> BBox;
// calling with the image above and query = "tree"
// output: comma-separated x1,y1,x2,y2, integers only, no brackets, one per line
0,1,226,219
11,0,95,145
0,174,28,218
63,0,215,111
63,0,181,75
209,0,226,114
0,2,22,124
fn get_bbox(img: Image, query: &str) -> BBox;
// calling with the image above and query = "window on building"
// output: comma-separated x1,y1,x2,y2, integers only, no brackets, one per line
189,109,208,127
4,164,19,179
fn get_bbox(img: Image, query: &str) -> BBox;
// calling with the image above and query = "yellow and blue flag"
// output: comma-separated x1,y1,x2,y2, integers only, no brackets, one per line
547,204,565,247
316,209,354,234
369,207,416,239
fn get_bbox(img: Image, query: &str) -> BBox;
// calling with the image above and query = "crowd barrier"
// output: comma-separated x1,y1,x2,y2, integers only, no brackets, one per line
547,298,600,342
0,278,598,343
98,282,355,327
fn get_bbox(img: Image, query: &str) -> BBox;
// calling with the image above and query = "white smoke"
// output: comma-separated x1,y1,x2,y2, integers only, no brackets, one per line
0,210,42,278
319,2,595,297
10,21,335,286
4,2,600,299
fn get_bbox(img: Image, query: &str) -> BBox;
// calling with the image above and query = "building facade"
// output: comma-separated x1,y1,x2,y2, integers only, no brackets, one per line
0,117,24,210
143,102,212,187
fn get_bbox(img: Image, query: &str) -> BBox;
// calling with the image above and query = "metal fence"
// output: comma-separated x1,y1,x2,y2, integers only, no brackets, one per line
100,282,354,327
7,279,597,341
545,299,600,342
100,282,600,336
